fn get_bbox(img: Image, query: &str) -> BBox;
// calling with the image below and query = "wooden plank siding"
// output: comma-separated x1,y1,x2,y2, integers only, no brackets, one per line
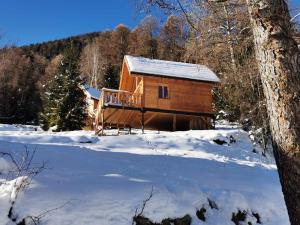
95,57,218,133
142,76,214,113
119,61,136,92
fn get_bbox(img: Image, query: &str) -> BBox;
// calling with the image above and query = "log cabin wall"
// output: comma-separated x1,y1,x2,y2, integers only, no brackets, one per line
137,75,214,113
119,61,136,92
120,60,215,115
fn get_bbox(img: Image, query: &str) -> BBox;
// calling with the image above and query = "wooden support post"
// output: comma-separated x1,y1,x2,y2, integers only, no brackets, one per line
101,109,104,136
172,115,177,131
141,110,145,134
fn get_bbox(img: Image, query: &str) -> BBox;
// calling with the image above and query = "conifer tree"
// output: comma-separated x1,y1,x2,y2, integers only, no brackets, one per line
41,43,87,131
103,63,119,89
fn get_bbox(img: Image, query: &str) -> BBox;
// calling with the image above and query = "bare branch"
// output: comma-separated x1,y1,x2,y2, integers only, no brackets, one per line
1,147,48,225
176,0,201,32
17,199,75,225
36,200,74,219
132,186,155,225
291,12,300,22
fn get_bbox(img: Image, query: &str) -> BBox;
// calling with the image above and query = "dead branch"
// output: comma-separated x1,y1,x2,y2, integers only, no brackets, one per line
132,186,154,225
0,147,47,225
176,0,201,32
18,200,75,225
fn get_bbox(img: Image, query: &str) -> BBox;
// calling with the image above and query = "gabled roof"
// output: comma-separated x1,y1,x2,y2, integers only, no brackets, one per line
83,85,101,100
125,55,220,83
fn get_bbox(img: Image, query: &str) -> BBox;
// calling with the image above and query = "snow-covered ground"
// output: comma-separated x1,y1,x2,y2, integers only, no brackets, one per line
0,123,289,225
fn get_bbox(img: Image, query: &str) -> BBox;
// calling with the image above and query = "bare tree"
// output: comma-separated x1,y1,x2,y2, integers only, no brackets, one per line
80,42,106,89
128,16,161,58
0,147,75,225
246,0,300,224
132,187,154,225
0,148,46,224
43,54,63,85
158,15,188,61
141,0,300,224
0,48,45,124
111,24,131,64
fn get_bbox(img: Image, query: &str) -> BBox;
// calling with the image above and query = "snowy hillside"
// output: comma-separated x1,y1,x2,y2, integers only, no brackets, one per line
0,123,289,225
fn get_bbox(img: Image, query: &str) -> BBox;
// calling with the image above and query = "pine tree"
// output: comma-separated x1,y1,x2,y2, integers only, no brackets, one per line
40,43,87,131
39,72,65,130
103,63,119,89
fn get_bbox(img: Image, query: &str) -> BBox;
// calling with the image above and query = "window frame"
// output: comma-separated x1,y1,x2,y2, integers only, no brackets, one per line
158,84,169,99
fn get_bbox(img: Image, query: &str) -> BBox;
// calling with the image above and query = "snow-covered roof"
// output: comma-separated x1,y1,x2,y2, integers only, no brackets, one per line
125,55,220,83
83,85,101,100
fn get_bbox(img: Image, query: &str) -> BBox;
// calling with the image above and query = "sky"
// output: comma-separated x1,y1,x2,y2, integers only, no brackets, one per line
0,0,148,46
1,0,300,47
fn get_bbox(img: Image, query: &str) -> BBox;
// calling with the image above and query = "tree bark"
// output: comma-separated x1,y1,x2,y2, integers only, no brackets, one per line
222,2,237,73
246,1,300,224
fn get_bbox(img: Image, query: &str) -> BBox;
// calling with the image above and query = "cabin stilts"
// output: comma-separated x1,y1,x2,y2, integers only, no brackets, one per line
95,55,220,134
141,110,145,134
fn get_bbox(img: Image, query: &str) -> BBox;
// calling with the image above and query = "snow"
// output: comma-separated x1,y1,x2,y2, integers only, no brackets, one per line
125,55,220,83
83,85,101,100
0,123,289,225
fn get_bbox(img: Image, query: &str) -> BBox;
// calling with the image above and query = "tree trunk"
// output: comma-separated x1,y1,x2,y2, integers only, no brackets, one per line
246,1,300,224
91,49,99,89
223,2,237,73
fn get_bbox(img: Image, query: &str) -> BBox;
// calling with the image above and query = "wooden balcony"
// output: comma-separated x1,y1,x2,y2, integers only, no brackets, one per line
95,88,143,134
99,88,142,109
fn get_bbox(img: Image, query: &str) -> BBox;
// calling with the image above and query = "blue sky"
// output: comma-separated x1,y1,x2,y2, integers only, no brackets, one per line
1,0,300,47
0,0,148,46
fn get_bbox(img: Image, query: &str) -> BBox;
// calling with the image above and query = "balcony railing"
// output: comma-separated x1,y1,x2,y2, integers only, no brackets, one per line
100,88,142,108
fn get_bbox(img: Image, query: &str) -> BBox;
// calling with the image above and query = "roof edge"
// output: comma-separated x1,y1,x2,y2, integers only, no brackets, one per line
130,71,220,84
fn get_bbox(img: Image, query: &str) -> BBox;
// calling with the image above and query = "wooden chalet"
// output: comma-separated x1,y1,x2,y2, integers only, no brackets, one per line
95,55,220,134
82,85,101,129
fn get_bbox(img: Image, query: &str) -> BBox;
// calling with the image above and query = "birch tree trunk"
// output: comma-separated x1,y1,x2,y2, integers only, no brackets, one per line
246,1,300,224
222,2,237,73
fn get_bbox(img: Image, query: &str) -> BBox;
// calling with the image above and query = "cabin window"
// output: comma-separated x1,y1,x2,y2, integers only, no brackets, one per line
158,85,169,99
